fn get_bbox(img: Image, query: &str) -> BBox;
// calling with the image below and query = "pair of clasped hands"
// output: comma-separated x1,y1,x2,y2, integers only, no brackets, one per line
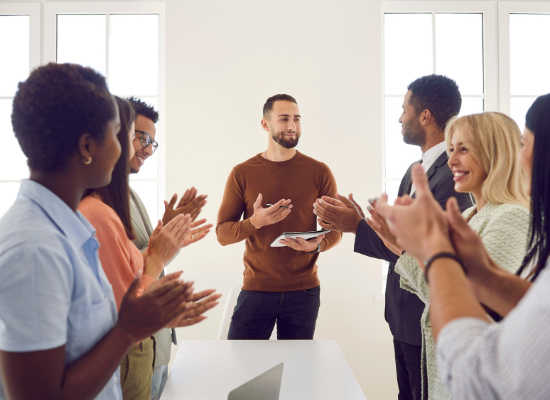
249,193,324,253
313,164,496,277
117,187,220,346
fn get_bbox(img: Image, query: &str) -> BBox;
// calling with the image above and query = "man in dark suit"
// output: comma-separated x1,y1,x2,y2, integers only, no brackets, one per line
312,75,473,400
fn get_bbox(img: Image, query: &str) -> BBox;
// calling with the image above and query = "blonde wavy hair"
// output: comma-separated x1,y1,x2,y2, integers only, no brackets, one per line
445,112,529,208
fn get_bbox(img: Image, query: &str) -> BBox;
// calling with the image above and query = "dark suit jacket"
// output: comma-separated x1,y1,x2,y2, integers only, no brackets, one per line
354,152,473,346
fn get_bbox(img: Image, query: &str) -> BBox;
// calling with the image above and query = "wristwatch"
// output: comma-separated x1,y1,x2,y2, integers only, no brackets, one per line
309,243,321,255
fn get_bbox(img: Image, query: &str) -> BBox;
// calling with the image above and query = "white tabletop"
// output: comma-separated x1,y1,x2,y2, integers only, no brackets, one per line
161,340,366,400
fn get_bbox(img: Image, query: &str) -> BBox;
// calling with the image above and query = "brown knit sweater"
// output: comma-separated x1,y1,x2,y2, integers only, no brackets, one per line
216,151,342,292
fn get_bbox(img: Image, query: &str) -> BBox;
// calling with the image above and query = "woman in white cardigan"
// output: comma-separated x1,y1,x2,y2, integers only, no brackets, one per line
369,112,530,400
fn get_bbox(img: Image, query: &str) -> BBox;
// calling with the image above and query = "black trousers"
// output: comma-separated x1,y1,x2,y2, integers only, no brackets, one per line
227,286,321,340
393,338,425,400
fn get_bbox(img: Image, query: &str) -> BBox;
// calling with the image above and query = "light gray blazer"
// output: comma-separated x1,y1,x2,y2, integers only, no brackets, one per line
130,187,177,367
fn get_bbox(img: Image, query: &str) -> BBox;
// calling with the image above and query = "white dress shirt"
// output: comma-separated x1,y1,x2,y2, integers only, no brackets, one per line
437,258,550,400
410,141,447,196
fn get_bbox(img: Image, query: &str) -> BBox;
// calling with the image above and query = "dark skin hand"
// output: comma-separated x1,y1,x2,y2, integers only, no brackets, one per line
0,270,194,400
313,194,363,234
163,187,207,224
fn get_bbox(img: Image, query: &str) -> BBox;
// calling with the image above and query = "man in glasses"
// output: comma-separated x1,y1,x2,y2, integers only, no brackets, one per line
126,97,210,400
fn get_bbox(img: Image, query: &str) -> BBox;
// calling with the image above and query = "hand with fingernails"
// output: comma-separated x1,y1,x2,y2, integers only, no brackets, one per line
144,214,192,279
313,193,363,234
182,218,213,248
366,198,403,256
278,234,325,253
249,194,292,230
163,187,207,225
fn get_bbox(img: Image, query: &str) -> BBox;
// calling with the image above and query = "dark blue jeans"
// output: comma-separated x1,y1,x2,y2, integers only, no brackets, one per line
227,286,321,340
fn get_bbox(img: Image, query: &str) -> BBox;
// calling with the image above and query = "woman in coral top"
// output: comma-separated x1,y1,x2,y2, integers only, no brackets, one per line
79,97,219,400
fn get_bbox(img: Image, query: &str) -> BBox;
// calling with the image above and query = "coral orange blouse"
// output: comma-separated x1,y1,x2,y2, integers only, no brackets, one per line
79,196,155,310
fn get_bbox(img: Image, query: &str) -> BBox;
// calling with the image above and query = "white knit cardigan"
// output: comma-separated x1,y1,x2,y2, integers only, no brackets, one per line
395,203,530,400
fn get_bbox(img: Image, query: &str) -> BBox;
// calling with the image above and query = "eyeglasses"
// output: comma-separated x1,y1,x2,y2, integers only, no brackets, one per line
135,130,159,153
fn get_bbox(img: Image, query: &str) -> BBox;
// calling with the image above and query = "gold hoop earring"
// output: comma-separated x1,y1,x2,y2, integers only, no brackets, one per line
83,157,92,165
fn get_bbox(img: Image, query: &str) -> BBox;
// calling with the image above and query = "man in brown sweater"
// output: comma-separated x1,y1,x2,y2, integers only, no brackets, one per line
216,94,342,340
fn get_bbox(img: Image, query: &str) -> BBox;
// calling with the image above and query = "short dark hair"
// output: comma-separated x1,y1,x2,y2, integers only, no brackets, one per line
84,97,136,240
263,94,298,118
126,96,159,123
517,94,550,281
407,75,462,131
12,63,116,172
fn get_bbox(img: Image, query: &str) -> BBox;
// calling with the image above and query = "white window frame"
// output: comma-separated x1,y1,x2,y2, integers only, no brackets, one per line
498,1,550,116
0,3,41,211
379,1,498,295
44,2,166,221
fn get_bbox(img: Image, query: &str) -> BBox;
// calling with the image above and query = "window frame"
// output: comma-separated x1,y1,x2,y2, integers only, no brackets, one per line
498,1,550,116
44,2,166,222
379,1,498,295
0,3,41,217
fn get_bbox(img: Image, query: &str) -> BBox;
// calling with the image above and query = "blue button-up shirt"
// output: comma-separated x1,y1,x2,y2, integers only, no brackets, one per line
0,180,122,400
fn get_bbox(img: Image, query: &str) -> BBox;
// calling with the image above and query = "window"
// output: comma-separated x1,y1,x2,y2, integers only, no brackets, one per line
499,2,550,129
0,4,41,218
45,3,166,222
380,1,497,293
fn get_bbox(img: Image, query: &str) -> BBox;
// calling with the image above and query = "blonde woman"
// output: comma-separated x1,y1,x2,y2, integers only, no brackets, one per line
369,112,530,400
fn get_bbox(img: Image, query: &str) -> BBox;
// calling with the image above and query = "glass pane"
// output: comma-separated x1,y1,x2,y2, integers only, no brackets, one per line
385,14,433,95
0,182,21,220
0,16,29,97
0,99,28,180
57,15,106,76
385,97,422,180
109,15,158,96
436,14,483,95
129,181,159,223
510,14,550,95
458,97,484,117
510,97,537,131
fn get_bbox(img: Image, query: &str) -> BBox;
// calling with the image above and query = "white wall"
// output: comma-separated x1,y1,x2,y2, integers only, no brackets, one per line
162,0,395,399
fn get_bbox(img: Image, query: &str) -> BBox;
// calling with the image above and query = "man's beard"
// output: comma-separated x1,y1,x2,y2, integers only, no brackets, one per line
271,130,300,149
402,118,426,147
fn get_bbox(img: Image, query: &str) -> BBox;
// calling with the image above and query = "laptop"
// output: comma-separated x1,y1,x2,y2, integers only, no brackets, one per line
228,363,284,400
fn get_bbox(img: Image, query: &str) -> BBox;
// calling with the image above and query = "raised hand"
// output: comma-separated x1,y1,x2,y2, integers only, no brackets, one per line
278,235,325,253
313,194,362,233
348,193,366,219
249,194,292,229
182,218,213,248
445,197,498,280
163,187,207,224
145,214,191,278
375,164,454,264
366,198,403,256
116,270,195,343
167,289,221,328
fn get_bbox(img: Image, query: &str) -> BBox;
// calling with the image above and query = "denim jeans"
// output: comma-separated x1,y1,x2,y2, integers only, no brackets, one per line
150,364,168,400
227,286,321,340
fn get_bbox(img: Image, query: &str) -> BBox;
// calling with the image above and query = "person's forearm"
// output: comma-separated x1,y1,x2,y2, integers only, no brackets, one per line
471,266,531,317
320,230,342,252
215,219,257,246
428,259,490,340
60,323,133,400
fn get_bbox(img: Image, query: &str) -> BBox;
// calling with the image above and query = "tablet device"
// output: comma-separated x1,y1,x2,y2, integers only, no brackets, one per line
270,229,330,247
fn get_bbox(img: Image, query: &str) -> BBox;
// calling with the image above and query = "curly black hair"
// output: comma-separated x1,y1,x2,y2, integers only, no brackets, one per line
126,97,159,123
407,75,462,131
11,63,116,172
263,94,298,118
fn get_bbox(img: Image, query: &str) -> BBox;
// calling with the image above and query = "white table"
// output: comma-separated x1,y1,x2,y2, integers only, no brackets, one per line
161,340,366,400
